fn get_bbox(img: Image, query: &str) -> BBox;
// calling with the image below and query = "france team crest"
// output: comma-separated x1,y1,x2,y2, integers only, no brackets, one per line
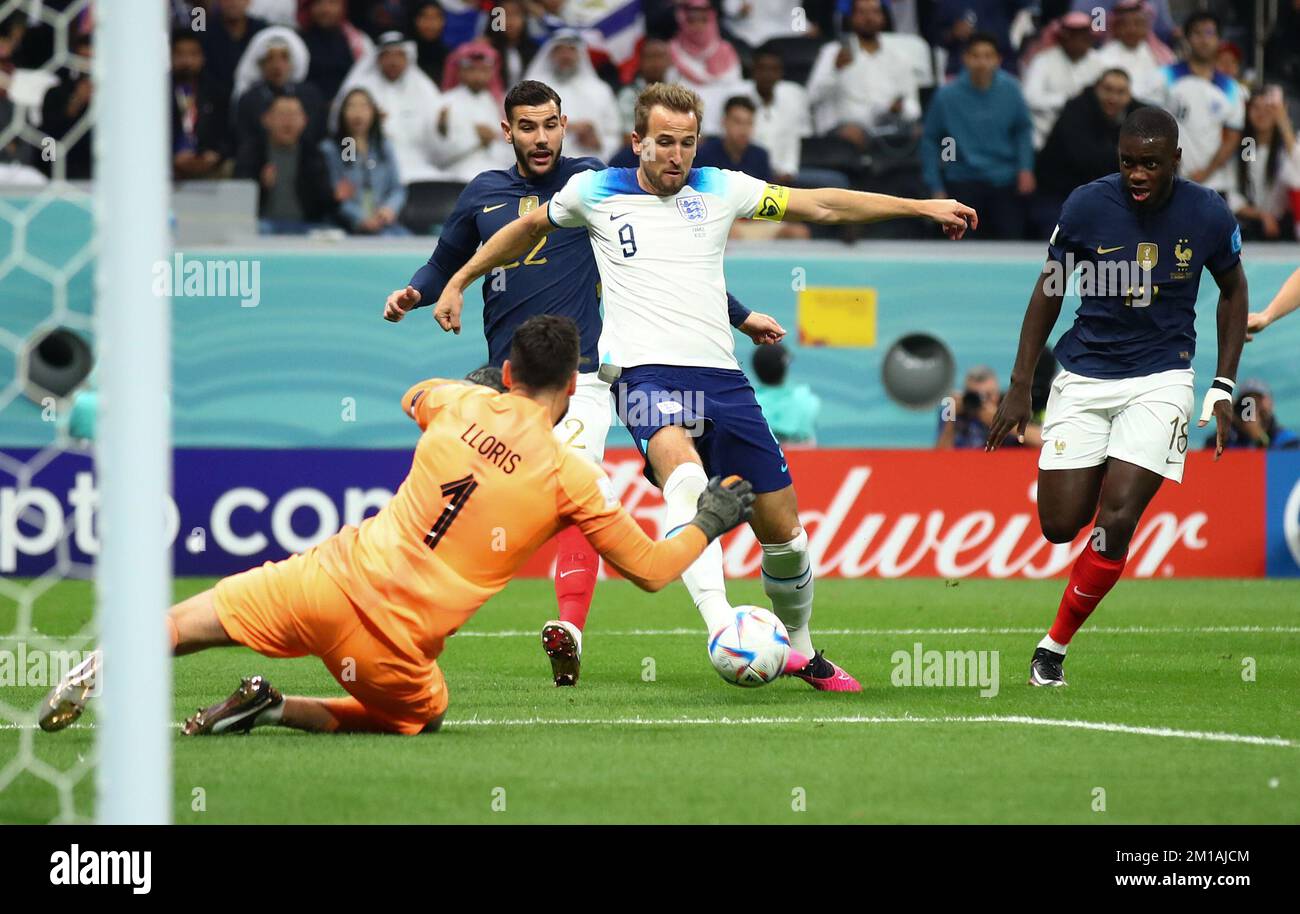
677,194,707,223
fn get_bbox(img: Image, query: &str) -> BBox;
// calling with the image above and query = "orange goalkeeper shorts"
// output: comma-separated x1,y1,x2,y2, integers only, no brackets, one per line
213,549,449,734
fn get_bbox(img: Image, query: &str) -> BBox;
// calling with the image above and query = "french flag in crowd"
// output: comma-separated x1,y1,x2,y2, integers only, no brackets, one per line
581,1,646,83
532,1,646,83
440,0,489,48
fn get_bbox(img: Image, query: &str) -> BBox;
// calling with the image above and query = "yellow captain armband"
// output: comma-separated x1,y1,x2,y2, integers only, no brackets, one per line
752,183,790,222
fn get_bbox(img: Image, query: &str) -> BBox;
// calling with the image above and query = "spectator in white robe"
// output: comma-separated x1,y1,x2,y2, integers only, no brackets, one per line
1095,0,1174,103
335,31,444,183
1021,11,1104,149
523,30,621,162
431,39,514,182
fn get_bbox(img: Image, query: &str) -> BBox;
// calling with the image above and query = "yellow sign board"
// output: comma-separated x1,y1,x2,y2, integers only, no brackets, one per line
797,287,877,347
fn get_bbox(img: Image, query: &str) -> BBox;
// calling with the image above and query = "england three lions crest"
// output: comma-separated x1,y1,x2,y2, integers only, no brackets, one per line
676,194,707,223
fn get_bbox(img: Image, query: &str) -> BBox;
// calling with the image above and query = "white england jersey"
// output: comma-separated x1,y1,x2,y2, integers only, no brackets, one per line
1140,62,1245,192
548,166,781,370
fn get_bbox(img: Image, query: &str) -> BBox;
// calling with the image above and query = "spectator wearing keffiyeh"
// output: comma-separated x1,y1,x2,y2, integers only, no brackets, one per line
669,0,744,136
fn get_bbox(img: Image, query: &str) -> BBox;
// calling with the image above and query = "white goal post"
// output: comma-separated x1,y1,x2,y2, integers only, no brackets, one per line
92,0,172,824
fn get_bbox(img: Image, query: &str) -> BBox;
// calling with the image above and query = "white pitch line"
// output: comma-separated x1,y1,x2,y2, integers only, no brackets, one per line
2,626,1297,644
443,714,1299,748
6,714,1292,748
446,626,1300,638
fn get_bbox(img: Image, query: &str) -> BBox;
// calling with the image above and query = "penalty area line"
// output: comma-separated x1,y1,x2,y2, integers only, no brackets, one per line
2,626,1298,645
2,715,1295,747
442,714,1299,747
446,625,1300,638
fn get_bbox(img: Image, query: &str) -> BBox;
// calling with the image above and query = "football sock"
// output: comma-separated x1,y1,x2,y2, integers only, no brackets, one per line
1046,542,1127,648
1038,634,1069,655
760,529,816,657
661,462,734,633
254,700,285,728
554,524,598,631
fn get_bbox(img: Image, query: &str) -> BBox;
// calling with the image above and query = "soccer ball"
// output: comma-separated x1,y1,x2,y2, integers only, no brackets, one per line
707,607,791,687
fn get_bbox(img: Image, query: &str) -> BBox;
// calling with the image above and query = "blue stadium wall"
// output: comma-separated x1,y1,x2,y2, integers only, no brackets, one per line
2,200,1298,450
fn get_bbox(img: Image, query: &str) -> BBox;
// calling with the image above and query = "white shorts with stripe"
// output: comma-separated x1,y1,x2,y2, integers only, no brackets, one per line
553,370,613,461
1038,368,1195,483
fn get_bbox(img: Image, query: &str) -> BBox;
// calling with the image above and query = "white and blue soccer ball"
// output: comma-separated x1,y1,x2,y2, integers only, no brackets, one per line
707,606,791,687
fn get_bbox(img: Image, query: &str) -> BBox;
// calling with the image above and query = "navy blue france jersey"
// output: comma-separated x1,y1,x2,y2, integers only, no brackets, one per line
1047,174,1242,380
408,156,753,371
410,156,606,370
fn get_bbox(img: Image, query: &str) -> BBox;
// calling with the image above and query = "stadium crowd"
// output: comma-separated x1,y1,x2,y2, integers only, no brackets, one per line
0,0,1297,239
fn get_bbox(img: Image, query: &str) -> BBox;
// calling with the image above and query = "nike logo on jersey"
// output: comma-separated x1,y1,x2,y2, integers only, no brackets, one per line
609,212,631,221
1096,245,1124,254
483,203,508,213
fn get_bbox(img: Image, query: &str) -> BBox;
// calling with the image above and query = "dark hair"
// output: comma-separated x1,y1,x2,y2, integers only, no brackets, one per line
752,344,790,386
333,87,386,150
504,80,562,121
509,315,579,390
171,28,202,50
723,95,756,116
1098,67,1131,85
267,93,306,112
964,31,1001,55
1238,88,1285,204
1183,11,1219,35
753,43,783,64
465,364,507,393
1120,105,1178,147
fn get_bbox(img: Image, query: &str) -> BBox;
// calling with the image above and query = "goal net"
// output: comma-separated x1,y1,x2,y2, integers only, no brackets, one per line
0,0,171,824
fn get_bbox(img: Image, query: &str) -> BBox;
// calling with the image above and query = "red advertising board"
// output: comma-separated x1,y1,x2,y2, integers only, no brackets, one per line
520,449,1266,579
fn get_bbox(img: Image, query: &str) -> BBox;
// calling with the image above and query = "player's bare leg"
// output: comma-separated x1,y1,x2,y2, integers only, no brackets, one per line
1030,459,1163,685
41,589,438,735
648,426,736,633
185,689,443,735
38,588,227,730
751,486,860,692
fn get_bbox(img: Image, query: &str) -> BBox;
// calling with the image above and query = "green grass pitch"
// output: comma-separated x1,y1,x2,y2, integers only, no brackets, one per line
1,576,1298,824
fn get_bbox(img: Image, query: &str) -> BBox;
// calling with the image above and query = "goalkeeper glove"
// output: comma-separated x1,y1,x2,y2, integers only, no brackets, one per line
691,475,755,541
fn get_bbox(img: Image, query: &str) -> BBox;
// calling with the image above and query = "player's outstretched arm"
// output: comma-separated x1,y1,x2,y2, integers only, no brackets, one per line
1248,266,1300,339
783,187,978,239
385,191,483,322
579,476,755,592
1199,262,1249,459
986,269,1064,451
432,204,558,334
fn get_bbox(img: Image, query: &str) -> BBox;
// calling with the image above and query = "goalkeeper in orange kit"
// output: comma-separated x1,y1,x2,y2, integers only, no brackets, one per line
39,316,754,736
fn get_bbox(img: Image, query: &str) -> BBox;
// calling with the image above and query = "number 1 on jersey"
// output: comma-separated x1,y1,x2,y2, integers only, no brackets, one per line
424,474,478,549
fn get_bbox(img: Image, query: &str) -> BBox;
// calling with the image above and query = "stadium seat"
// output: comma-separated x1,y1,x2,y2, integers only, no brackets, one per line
760,36,825,86
799,134,867,178
400,181,468,235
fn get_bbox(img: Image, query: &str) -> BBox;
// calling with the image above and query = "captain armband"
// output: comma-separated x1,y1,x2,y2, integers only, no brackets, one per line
752,184,790,222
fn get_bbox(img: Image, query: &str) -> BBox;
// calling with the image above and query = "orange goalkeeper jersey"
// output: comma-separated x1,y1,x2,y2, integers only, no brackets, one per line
314,379,707,662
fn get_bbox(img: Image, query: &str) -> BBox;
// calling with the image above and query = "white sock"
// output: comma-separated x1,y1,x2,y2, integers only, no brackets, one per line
254,700,285,728
661,462,733,633
761,529,815,657
1038,634,1069,655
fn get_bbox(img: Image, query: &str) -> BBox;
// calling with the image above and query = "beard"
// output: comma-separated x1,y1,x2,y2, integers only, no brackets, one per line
513,136,563,178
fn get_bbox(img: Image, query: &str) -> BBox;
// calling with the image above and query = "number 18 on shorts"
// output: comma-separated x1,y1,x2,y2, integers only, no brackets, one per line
1038,368,1196,483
